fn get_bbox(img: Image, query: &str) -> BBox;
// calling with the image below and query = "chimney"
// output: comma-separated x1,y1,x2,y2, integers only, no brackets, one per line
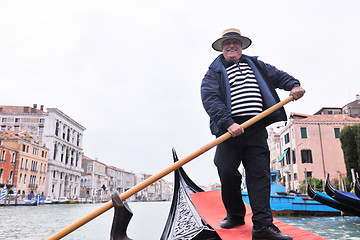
23,106,30,113
40,105,44,111
0,107,2,113
33,104,37,109
356,94,360,101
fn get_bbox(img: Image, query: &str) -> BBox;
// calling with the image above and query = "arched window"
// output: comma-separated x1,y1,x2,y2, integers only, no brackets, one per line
55,121,59,136
11,153,16,164
1,150,5,161
9,170,13,183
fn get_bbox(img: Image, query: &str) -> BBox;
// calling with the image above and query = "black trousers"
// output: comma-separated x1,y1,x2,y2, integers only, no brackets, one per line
214,117,273,228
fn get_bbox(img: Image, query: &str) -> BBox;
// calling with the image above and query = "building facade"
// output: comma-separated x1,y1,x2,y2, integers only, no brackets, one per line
0,131,49,199
0,105,85,200
107,165,135,195
342,94,360,118
80,155,110,202
272,112,360,193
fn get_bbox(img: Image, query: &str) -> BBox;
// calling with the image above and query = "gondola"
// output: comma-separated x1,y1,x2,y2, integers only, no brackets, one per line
355,177,360,199
242,171,340,216
325,173,360,210
307,182,360,216
160,148,220,240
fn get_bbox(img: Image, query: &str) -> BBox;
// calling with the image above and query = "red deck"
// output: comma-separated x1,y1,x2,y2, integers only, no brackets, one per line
190,190,327,240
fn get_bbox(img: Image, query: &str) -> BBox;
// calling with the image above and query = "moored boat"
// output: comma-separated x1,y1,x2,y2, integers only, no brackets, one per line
242,171,341,216
325,173,360,210
58,197,70,204
307,182,360,216
355,177,360,199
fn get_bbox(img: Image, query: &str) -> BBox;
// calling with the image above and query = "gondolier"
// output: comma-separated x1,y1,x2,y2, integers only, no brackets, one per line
201,28,305,240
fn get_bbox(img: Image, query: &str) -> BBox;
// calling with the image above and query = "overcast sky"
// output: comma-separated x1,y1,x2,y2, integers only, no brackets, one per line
1,0,359,186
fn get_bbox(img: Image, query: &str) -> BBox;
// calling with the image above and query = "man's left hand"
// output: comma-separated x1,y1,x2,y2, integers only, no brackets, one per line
290,86,305,100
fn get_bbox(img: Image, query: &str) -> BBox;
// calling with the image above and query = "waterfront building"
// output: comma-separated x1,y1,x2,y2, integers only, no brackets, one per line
80,155,110,202
107,165,135,195
0,104,86,200
0,131,49,199
134,173,172,201
272,112,360,193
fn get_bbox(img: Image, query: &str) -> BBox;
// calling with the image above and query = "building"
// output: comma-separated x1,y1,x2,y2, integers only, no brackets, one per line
0,131,49,199
342,94,360,118
107,165,135,195
134,173,172,201
273,112,360,192
0,104,86,199
80,155,110,202
0,138,17,194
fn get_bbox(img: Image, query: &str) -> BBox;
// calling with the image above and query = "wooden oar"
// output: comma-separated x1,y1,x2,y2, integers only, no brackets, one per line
47,96,294,240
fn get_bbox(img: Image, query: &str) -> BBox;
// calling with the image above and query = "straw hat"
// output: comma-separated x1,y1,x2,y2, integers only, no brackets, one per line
212,28,252,51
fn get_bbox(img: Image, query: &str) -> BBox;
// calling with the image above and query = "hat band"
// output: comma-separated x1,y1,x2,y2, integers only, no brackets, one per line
223,32,242,38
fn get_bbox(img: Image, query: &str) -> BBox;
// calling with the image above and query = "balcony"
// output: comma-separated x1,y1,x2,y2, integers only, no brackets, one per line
28,184,38,190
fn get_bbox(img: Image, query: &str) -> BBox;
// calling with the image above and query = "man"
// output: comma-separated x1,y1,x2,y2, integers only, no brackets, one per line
201,28,305,240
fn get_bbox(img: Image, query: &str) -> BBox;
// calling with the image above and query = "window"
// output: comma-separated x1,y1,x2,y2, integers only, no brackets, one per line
1,126,6,130
334,128,340,139
292,149,296,164
294,173,298,180
284,133,290,144
11,153,16,164
38,126,44,136
1,150,5,161
15,118,21,123
39,118,45,123
300,127,308,139
301,149,313,163
55,122,59,136
14,126,20,131
285,149,291,165
1,118,7,123
305,171,312,179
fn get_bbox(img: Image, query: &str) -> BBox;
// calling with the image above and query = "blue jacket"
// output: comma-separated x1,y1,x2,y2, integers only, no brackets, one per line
201,54,300,136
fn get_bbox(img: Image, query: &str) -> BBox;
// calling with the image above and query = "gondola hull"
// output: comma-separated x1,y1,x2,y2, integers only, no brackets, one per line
307,183,360,216
325,173,360,211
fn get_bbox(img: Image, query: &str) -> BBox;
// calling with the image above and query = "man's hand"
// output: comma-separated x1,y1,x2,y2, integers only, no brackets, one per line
290,86,305,100
227,123,244,137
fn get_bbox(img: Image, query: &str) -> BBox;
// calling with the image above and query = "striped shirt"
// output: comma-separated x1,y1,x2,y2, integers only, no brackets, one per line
226,62,263,117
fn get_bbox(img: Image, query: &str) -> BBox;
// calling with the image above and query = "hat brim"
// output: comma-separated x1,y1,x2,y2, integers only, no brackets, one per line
212,36,252,51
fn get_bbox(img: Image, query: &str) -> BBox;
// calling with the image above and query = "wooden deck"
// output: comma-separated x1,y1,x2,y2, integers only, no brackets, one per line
190,190,327,240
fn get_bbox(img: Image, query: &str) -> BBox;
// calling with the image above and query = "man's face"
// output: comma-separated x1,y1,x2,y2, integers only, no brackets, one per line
222,38,242,63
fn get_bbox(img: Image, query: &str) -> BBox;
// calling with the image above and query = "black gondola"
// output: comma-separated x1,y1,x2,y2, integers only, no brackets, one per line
355,177,360,199
160,148,220,240
307,182,360,216
325,173,360,210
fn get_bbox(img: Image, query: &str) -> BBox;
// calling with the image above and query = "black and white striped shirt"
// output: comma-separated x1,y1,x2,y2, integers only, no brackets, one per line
226,62,263,117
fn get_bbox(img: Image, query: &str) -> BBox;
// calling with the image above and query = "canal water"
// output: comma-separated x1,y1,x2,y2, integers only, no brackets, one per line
0,201,359,240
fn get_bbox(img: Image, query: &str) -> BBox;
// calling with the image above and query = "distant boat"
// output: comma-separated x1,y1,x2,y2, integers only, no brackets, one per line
242,171,341,216
325,173,360,210
307,182,360,216
44,197,59,204
58,197,70,204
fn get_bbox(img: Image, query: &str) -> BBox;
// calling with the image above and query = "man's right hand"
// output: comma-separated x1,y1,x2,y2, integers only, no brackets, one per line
227,123,244,137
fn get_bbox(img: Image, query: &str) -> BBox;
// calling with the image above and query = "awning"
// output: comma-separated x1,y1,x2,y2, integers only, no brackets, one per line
278,148,290,162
